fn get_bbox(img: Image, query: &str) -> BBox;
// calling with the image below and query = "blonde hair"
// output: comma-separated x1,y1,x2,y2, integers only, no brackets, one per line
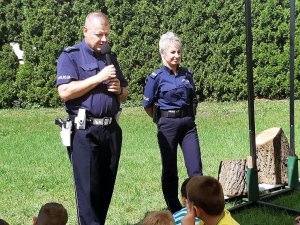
159,31,182,66
159,31,182,53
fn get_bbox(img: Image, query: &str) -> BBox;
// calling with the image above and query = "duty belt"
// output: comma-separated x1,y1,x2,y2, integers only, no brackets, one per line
68,115,113,126
160,109,191,118
89,117,112,126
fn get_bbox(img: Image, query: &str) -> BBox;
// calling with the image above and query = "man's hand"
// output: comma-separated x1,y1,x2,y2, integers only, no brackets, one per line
96,65,116,83
106,78,121,94
295,216,300,225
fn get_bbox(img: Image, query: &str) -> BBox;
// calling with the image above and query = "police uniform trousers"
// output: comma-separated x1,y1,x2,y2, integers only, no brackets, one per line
69,120,122,225
157,116,203,213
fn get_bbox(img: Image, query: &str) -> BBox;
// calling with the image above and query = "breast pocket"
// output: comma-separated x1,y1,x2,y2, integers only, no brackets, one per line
160,85,181,101
79,63,98,78
178,82,194,100
183,82,194,94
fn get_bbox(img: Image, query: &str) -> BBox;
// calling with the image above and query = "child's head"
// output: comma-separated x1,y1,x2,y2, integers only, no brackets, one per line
0,219,9,225
186,176,224,216
139,210,175,225
33,202,68,225
180,178,191,206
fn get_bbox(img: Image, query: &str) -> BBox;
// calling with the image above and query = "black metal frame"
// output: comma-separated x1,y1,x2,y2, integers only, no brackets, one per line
229,0,300,216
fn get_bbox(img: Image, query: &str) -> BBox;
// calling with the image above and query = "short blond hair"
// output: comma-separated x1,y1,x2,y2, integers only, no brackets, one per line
159,31,182,66
159,31,182,53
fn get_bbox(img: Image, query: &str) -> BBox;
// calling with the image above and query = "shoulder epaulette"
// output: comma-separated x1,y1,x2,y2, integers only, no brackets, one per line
63,46,79,53
150,68,163,79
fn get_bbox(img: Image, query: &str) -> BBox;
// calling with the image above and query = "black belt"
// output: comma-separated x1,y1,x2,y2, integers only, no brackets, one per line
160,109,191,118
68,114,114,126
88,117,113,126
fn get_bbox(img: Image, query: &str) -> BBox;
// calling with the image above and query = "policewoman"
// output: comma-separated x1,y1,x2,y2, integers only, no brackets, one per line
143,31,203,213
56,12,128,225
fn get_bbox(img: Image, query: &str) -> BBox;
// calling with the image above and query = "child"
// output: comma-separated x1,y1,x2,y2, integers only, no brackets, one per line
139,210,175,225
181,176,239,225
173,178,201,225
0,219,9,225
33,202,68,225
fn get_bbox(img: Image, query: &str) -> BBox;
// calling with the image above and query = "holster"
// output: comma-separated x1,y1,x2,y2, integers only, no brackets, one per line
152,102,160,123
55,118,73,147
60,120,73,147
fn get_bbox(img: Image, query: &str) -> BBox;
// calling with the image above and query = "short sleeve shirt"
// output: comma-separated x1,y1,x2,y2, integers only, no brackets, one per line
173,207,201,225
198,210,240,225
56,40,128,117
143,66,195,110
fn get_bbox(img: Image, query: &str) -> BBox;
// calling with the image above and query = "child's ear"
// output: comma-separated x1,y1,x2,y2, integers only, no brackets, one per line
193,205,198,214
194,205,203,217
181,196,187,205
33,216,38,225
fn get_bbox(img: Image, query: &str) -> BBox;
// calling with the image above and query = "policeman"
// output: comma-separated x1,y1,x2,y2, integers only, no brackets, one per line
143,32,203,213
56,12,128,225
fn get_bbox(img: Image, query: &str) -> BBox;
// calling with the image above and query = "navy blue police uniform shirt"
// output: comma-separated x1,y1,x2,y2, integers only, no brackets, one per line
143,66,195,110
56,40,128,117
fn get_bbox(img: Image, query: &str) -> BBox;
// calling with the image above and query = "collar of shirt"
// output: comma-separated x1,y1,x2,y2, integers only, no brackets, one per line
163,65,186,77
82,40,94,55
79,40,105,64
81,40,103,59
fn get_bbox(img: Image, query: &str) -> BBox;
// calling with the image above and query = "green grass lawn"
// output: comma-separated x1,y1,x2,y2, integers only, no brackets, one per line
0,100,299,224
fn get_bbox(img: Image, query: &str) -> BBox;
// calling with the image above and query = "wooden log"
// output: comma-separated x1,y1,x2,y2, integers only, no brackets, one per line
218,159,247,197
256,127,289,184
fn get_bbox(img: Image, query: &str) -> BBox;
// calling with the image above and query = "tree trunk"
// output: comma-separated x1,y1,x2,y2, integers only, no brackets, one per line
218,159,247,197
256,127,289,184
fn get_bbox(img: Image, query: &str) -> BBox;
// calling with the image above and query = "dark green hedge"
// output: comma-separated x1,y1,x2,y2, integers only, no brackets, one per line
0,0,299,108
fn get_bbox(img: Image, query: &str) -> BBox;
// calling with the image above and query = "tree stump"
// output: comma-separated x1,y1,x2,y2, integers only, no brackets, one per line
218,159,247,197
256,127,289,184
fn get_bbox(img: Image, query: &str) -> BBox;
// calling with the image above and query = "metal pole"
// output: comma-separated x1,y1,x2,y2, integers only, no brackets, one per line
245,0,259,202
245,0,257,169
288,0,299,189
289,0,295,156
